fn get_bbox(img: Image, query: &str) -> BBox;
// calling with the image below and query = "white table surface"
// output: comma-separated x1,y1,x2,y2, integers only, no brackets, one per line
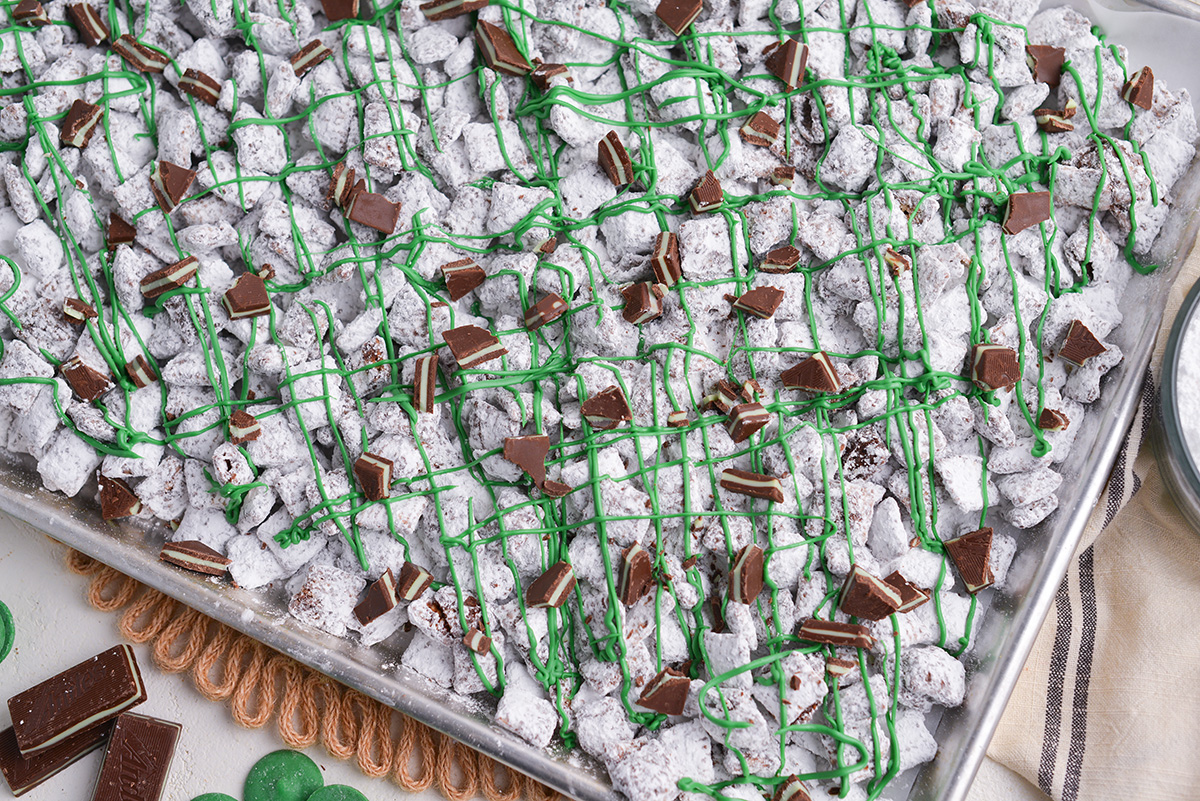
0,516,1049,801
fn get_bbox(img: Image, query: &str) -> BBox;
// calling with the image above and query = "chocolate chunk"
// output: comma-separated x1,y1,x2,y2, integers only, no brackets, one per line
149,161,196,212
1025,44,1065,87
526,561,576,609
413,354,438,413
719,468,784,503
504,435,550,487
728,544,764,604
228,409,261,444
617,543,654,605
524,293,568,331
726,402,770,443
530,62,569,92
621,282,665,324
159,540,231,577
705,378,746,413
290,40,333,77
766,38,808,90
124,356,154,389
688,170,723,213
107,213,136,248
99,476,141,520
773,775,812,801
354,452,393,501
178,69,221,106
636,668,689,715
781,351,841,393
825,657,858,679
883,247,910,276
1058,319,1106,366
0,723,111,797
1037,407,1070,431
796,618,875,649
654,0,701,34
60,99,103,149
91,713,180,801
1002,190,1052,235
739,111,779,147
61,357,111,402
8,645,146,756
598,130,634,187
667,410,688,428
970,343,1020,390
732,286,784,319
1123,66,1154,109
12,1,51,27
760,245,800,273
440,258,486,301
442,325,507,368
541,480,572,498
320,0,358,20
346,187,400,234
63,298,98,325
67,3,109,46
474,20,531,76
944,527,995,594
1034,99,1076,133
222,273,271,319
463,627,492,655
140,255,198,300
420,0,487,19
396,561,434,602
354,569,398,625
111,34,169,73
326,162,357,208
839,565,902,620
581,385,632,430
771,166,795,187
650,232,682,286
882,571,930,613
534,235,557,255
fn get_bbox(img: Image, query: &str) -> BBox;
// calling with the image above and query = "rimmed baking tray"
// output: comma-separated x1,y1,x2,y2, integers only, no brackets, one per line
2,2,1199,799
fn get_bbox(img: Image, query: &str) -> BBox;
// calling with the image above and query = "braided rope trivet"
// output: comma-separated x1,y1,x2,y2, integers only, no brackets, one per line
65,549,561,801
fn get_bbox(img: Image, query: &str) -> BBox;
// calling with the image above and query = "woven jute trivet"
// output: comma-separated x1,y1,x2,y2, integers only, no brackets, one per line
65,549,563,801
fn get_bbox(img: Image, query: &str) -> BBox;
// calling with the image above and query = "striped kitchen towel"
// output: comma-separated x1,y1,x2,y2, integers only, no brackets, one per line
987,247,1200,800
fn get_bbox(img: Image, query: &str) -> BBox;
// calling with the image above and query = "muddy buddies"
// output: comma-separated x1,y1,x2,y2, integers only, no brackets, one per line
0,0,1192,795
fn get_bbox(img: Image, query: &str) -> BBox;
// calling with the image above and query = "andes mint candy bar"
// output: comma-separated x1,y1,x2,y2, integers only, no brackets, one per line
524,293,568,331
655,0,701,34
474,21,531,76
1058,319,1106,366
781,351,840,392
1037,407,1070,431
111,34,169,73
1025,44,1065,87
396,561,434,601
530,62,569,92
704,378,746,413
773,775,812,801
771,166,795,187
63,297,98,325
760,245,800,273
732,286,784,319
463,627,492,655
222,273,271,319
581,385,632,430
419,0,487,20
346,186,400,234
140,255,198,299
882,571,930,613
8,645,146,756
67,3,109,46
541,480,572,498
442,324,507,368
526,561,576,609
766,38,808,90
739,111,779,147
440,258,486,301
944,527,995,594
1034,102,1075,133
320,0,358,21
0,723,111,797
728,544,764,604
228,409,261,444
354,568,398,625
60,99,103,149
504,435,550,487
159,540,231,576
413,354,438,413
651,232,681,285
667,410,688,428
99,476,141,520
534,235,557,255
621,282,665,324
12,1,50,27
796,618,875,649
689,170,723,213
326,162,356,208
1002,190,1052,235
1123,66,1154,109
598,130,633,187
970,343,1019,390
149,161,196,212
290,40,333,77
617,543,653,605
825,657,858,679
61,357,112,402
354,452,393,501
839,565,902,620
636,668,689,715
178,69,221,106
107,213,136,249
719,468,784,503
883,247,910,275
726,402,769,443
91,713,180,801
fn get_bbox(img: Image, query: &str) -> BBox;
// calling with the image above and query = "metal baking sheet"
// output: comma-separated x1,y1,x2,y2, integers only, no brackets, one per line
1,3,1198,799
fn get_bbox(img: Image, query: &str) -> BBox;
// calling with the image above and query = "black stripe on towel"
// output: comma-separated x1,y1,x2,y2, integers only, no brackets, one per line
1063,545,1099,801
1038,574,1073,795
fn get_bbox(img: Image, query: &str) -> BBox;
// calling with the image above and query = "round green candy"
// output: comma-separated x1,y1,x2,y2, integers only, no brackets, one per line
244,750,324,801
305,786,369,801
191,794,238,801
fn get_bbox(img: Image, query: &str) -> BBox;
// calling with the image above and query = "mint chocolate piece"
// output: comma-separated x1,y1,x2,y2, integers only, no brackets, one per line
107,213,136,248
781,351,840,393
354,568,398,625
530,62,569,92
290,40,333,77
128,353,160,387
944,527,994,594
760,244,800,273
67,3,108,46
320,0,358,21
149,161,196,213
1123,66,1154,110
222,273,271,319
228,409,261,444
178,69,221,106
61,357,111,402
739,111,779,147
140,255,198,300
636,668,689,715
111,34,169,73
346,186,400,234
598,130,634,187
524,293,568,331
442,324,507,368
1037,407,1070,431
773,774,812,801
354,452,393,501
413,354,438,413
326,162,356,208
839,565,902,620
99,476,141,520
91,713,180,801
419,0,487,20
651,232,681,285
655,0,701,34
1058,319,1106,366
581,385,632,430
726,402,770,443
474,21,531,76
1002,190,1052,234
440,258,486,301
504,435,551,487
621,281,665,324
8,645,146,756
617,543,653,606
732,286,784,319
970,343,1019,391
526,561,576,608
396,561,434,602
728,544,764,604
159,540,231,577
766,38,808,89
882,571,930,613
688,170,723,213
12,1,50,27
463,627,492,655
60,99,103,149
719,468,785,503
771,165,795,187
796,618,875,649
63,298,98,325
0,723,111,797
1025,44,1065,87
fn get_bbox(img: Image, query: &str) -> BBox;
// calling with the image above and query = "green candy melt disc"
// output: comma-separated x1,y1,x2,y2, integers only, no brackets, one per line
305,786,369,801
243,750,324,801
191,794,239,801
